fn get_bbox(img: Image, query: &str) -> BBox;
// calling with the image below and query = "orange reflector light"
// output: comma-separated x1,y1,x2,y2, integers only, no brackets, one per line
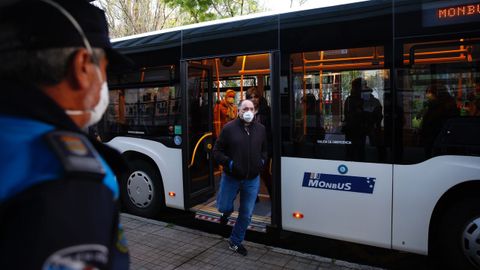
169,192,176,197
292,212,304,219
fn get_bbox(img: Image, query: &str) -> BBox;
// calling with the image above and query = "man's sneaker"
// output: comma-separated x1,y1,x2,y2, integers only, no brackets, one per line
228,241,248,256
219,215,229,226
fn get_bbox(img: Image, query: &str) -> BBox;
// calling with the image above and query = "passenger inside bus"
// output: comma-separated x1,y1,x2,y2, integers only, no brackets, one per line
420,84,459,157
303,93,325,143
466,79,480,116
343,78,382,161
214,89,238,137
247,86,272,201
361,85,384,160
290,92,327,158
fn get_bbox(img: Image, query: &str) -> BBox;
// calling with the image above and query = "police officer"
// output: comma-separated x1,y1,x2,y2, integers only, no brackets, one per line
0,0,132,269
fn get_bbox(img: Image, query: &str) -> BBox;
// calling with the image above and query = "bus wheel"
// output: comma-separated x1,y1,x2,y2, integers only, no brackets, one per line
120,159,164,218
437,198,480,270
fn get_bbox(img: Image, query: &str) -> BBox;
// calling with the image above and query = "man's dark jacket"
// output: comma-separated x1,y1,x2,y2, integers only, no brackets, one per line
213,118,267,180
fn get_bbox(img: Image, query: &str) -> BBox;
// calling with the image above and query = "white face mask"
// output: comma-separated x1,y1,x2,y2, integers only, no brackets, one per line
66,67,109,128
242,111,254,123
87,70,109,127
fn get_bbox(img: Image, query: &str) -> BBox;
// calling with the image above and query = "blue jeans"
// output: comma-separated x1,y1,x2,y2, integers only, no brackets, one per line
217,173,260,246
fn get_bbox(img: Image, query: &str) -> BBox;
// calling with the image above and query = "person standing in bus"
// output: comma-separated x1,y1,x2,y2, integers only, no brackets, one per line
213,99,268,256
214,89,238,136
420,84,459,157
303,93,326,143
0,1,131,269
466,79,480,116
246,87,272,201
343,78,368,161
361,85,383,159
343,78,382,161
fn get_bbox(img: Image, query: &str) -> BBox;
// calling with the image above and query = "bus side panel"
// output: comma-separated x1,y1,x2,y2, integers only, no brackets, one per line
107,137,185,210
281,157,392,249
392,156,480,255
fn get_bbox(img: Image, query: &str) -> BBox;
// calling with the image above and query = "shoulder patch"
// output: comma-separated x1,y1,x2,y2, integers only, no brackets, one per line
44,131,105,178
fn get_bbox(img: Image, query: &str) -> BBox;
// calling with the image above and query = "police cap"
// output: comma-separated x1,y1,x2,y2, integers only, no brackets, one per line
0,0,132,68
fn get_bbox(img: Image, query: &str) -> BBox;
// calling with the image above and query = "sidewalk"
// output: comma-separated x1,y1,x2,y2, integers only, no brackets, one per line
122,214,384,270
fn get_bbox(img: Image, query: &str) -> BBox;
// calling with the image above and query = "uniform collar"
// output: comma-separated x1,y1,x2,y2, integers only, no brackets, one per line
0,81,81,132
0,81,129,177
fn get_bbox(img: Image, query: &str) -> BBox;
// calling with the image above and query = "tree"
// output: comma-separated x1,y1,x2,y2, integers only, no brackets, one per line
164,0,262,24
95,0,263,38
94,0,312,39
94,0,180,38
212,0,261,17
290,0,309,8
163,0,215,23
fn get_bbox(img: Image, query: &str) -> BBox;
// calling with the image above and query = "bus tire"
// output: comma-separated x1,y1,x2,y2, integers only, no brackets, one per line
436,197,480,270
120,159,165,218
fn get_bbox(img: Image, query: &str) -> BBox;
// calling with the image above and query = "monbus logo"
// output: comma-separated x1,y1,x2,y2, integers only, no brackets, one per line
302,172,376,194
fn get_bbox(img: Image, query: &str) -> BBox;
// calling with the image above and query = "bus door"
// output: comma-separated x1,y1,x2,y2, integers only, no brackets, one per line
182,62,216,207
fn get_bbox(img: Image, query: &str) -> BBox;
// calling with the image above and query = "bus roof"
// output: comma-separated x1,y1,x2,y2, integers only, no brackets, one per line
111,0,391,53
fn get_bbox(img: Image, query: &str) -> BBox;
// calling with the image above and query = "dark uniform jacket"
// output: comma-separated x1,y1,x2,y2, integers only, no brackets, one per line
213,118,267,180
0,81,129,269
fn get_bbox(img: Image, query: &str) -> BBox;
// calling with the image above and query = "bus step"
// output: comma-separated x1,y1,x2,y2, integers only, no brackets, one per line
195,212,267,233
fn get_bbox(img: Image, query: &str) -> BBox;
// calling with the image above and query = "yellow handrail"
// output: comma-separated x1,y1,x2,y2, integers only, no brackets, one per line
188,132,213,168
240,55,247,99
215,58,221,100
319,51,324,112
140,67,146,82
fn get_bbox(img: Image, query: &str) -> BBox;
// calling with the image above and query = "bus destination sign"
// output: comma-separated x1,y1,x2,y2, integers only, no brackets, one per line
423,1,480,27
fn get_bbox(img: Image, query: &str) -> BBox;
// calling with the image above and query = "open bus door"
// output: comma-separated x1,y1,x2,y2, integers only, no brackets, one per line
181,54,275,232
181,61,216,207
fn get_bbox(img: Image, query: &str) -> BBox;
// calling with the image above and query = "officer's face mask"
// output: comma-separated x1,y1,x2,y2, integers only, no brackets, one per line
86,68,110,127
39,0,109,129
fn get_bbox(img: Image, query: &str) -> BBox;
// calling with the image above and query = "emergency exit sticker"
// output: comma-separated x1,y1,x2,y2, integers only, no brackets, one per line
174,125,182,135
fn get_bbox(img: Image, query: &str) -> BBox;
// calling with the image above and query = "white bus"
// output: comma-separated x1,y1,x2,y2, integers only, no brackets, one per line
97,1,480,268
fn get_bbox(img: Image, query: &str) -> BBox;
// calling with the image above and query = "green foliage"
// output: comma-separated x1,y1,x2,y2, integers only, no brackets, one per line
165,0,261,23
164,0,216,23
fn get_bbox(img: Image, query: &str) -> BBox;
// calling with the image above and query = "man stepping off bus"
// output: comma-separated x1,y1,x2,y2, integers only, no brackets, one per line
213,99,268,256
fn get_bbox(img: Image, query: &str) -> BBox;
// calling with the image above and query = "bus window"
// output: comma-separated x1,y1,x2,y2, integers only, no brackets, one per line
397,38,480,164
97,85,182,145
283,46,391,163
